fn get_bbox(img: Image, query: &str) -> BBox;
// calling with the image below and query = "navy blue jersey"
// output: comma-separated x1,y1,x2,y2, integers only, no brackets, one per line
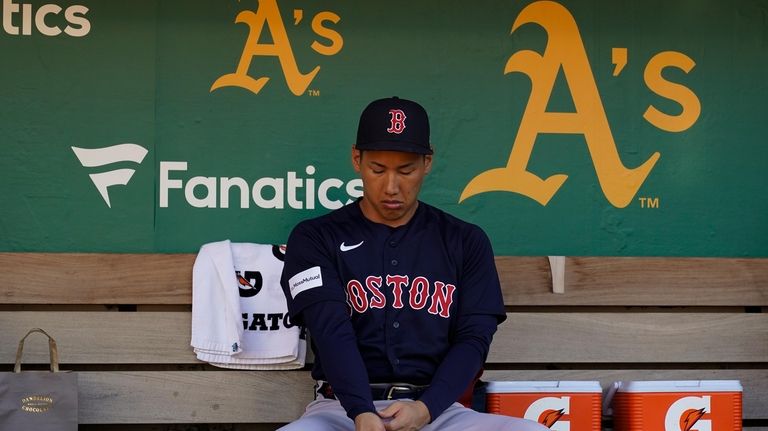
280,199,506,420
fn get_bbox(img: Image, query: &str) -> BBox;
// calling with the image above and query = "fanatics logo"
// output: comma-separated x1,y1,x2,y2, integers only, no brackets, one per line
72,143,148,208
387,109,407,134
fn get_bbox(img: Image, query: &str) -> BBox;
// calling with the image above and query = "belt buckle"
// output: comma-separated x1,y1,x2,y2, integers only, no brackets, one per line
385,384,412,400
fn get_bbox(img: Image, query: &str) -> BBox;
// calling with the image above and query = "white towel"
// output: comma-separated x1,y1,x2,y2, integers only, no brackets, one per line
191,240,306,369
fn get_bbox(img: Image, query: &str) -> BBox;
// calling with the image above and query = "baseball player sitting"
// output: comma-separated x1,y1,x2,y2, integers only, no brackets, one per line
279,97,549,431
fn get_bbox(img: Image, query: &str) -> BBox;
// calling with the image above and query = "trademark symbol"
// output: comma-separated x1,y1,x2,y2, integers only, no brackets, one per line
307,89,320,97
638,197,660,208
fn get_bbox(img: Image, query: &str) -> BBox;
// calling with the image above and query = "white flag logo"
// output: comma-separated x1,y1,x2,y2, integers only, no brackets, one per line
71,144,148,208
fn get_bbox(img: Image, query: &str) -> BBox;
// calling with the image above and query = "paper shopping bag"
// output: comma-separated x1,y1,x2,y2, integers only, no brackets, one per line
0,328,78,431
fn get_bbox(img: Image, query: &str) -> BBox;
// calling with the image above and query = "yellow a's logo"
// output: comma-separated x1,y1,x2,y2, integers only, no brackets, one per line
461,1,693,208
211,0,343,96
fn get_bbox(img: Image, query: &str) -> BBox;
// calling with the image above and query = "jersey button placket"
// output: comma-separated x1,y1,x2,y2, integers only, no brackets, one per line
384,233,402,371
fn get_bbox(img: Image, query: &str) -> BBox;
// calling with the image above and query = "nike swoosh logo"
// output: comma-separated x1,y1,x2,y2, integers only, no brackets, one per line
340,241,364,252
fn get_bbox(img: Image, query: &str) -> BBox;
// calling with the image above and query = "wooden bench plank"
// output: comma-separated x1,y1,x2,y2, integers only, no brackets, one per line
491,312,768,363
81,426,286,431
2,312,766,364
80,425,286,430
0,253,194,304
1,312,194,364
499,256,768,306
78,371,313,424
75,370,767,423
2,253,767,306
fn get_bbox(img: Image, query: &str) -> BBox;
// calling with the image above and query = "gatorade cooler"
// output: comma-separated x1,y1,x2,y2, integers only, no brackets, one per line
611,380,743,431
486,381,602,430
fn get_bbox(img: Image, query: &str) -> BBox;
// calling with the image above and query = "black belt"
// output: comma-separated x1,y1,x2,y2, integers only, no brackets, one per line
317,381,429,401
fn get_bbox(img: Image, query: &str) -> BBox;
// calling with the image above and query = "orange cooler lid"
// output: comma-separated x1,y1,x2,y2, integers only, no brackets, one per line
486,381,602,394
616,380,742,393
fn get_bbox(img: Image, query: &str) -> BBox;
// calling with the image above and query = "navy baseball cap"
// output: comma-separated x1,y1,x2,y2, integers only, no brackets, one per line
355,97,433,155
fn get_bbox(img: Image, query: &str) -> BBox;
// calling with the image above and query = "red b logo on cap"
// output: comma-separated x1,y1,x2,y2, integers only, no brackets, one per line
387,109,407,134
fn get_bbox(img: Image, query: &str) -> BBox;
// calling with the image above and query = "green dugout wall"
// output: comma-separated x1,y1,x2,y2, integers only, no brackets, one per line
1,0,766,256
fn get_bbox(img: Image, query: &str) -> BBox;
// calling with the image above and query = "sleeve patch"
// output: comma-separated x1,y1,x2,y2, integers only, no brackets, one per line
288,266,323,298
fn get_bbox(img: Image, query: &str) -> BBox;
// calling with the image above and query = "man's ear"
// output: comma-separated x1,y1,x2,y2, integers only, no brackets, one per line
424,154,433,174
351,147,362,173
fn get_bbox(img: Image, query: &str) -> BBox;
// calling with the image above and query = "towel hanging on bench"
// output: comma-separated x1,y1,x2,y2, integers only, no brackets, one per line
191,240,306,370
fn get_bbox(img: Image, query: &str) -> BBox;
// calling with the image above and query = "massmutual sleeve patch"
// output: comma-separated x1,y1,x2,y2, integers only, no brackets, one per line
288,266,323,299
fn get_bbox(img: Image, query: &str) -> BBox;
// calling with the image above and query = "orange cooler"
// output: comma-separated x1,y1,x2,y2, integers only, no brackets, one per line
612,380,742,431
486,381,602,430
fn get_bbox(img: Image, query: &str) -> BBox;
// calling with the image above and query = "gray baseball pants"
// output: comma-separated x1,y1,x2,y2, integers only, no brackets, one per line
277,398,552,431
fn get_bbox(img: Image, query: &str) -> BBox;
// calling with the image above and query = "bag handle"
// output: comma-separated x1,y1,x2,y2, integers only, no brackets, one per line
14,328,60,373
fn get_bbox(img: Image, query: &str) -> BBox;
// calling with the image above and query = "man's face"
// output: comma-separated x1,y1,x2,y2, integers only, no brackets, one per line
352,148,432,227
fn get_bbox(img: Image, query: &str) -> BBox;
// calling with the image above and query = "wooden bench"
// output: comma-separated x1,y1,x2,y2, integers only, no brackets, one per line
1,253,766,430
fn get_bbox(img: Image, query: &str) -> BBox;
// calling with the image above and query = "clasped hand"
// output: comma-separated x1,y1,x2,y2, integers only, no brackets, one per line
354,400,431,431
